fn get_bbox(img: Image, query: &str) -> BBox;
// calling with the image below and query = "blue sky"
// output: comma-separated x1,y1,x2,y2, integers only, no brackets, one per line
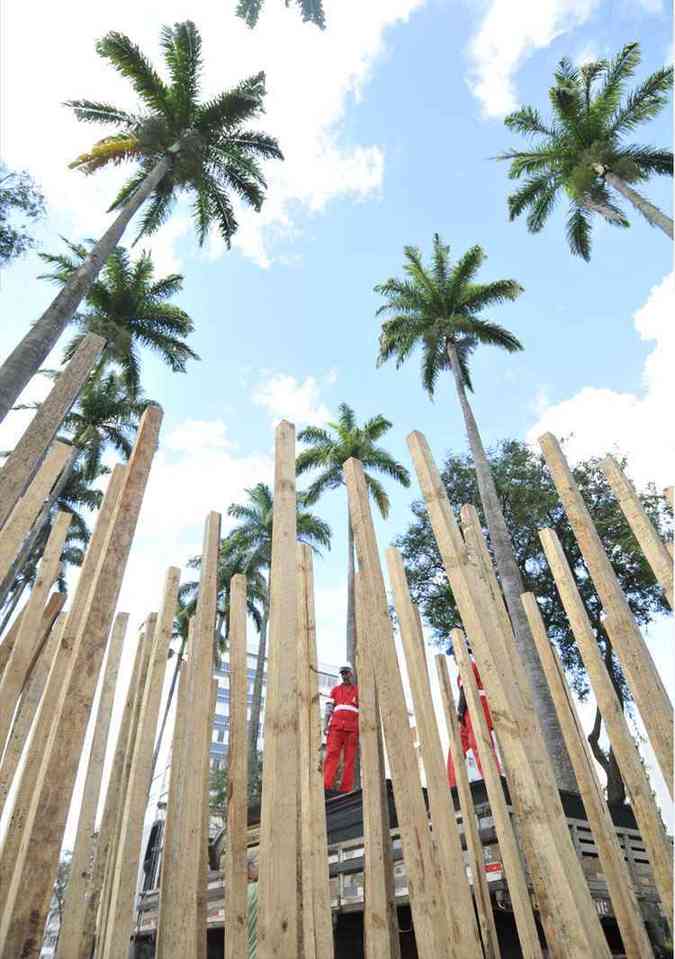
0,0,672,816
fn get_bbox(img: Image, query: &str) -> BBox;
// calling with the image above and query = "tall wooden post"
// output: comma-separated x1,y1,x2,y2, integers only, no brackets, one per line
344,456,454,959
297,545,335,959
386,547,484,958
435,654,501,959
441,640,543,959
0,511,72,756
101,569,179,959
0,607,26,678
258,421,299,959
198,677,218,959
539,433,673,789
407,430,612,959
539,528,673,928
0,333,104,529
522,592,655,959
600,454,673,607
0,441,71,587
354,574,401,959
0,405,161,957
55,612,129,959
224,574,249,959
0,601,65,816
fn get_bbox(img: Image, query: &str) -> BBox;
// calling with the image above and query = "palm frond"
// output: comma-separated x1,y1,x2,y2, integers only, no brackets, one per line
96,30,170,114
566,204,592,260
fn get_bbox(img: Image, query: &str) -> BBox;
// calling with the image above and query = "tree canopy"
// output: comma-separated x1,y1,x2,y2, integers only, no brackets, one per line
0,164,45,268
236,0,325,29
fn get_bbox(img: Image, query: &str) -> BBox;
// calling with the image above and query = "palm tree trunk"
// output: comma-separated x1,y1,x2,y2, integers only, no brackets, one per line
0,156,172,424
346,512,356,667
600,167,673,238
248,597,269,794
447,342,577,791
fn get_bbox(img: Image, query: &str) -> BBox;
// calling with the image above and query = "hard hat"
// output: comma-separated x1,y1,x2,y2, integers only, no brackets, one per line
338,662,353,672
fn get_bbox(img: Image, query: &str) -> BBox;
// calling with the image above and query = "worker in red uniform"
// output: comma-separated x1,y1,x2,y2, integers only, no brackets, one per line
323,663,359,794
447,647,501,788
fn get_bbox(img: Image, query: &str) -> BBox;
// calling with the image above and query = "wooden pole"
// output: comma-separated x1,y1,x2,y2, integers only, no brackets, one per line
521,592,655,959
354,573,401,959
539,433,673,788
407,430,612,959
0,600,65,816
0,608,26,678
55,611,128,959
539,528,673,929
78,630,146,959
600,454,673,607
0,405,161,957
258,421,299,959
0,510,72,756
224,574,249,959
198,677,218,959
0,333,104,529
101,570,179,959
434,653,501,959
0,440,71,587
344,455,454,959
386,547,484,958
441,639,543,959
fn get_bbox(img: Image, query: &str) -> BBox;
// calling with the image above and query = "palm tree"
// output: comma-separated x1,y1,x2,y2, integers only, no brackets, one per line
375,233,576,791
297,403,410,665
499,42,673,259
237,0,325,29
39,240,198,396
0,20,282,423
227,483,331,790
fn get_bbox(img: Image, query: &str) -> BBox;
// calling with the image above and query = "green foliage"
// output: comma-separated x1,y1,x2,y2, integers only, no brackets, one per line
394,439,672,703
0,164,45,268
236,0,325,29
499,42,673,258
39,239,198,396
297,402,410,519
375,234,523,396
209,752,263,808
66,21,283,246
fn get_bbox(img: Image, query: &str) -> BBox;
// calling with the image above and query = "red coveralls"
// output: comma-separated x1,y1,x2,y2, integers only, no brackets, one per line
323,682,359,793
447,659,500,788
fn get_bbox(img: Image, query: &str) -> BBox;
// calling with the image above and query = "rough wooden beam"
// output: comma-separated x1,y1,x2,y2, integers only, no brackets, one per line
539,528,673,930
387,547,483,958
0,406,161,957
0,334,104,530
0,608,25,679
198,677,218,959
539,433,673,789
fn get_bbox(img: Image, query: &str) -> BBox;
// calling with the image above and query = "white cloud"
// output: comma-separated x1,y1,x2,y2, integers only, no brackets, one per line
528,272,674,489
252,371,332,426
2,0,423,270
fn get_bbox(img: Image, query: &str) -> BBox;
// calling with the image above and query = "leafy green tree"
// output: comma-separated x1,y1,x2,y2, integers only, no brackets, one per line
296,403,410,665
227,482,331,790
39,240,198,396
0,20,282,423
0,164,45,268
236,0,325,29
375,233,577,790
395,439,672,803
499,42,673,259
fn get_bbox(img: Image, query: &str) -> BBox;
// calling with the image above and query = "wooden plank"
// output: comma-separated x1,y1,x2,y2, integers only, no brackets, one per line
55,611,128,959
224,575,249,959
258,420,299,959
198,677,218,959
0,608,25,679
539,528,673,930
0,601,65,817
0,405,161,957
386,547,484,958
522,592,655,959
407,430,612,959
441,638,543,959
354,574,401,959
600,454,673,607
0,334,104,529
102,569,179,959
539,433,673,790
344,455,453,959
297,550,315,959
435,653,501,959
0,511,71,757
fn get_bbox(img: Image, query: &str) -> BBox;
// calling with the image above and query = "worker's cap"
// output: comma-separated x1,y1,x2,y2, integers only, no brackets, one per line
338,662,354,673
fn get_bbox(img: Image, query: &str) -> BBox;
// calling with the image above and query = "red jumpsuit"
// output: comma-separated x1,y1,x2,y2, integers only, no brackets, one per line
447,659,500,788
324,682,359,793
